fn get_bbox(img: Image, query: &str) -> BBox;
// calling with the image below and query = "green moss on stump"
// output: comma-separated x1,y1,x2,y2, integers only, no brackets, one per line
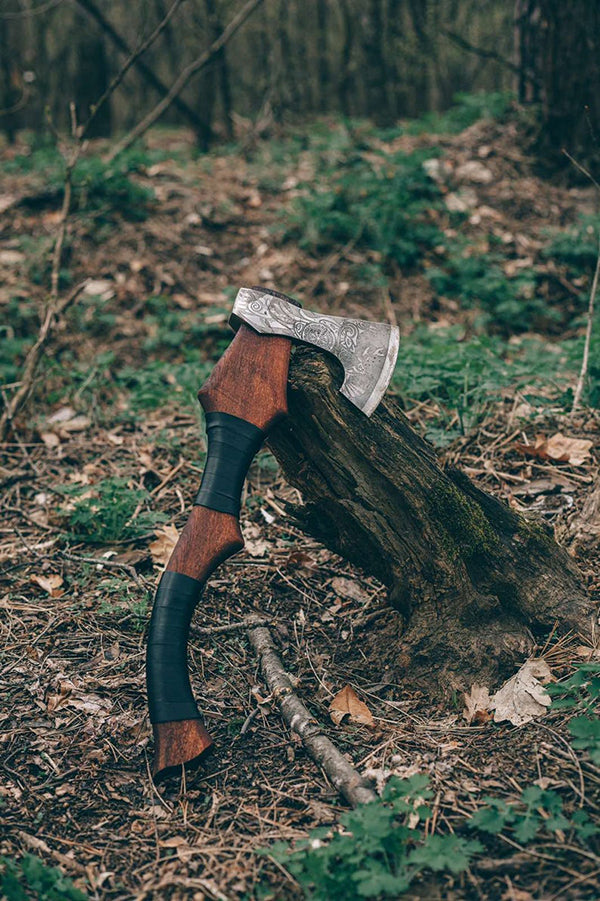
431,480,498,564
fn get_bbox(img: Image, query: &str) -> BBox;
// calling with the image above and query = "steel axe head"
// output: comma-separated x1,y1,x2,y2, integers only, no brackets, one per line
230,286,399,417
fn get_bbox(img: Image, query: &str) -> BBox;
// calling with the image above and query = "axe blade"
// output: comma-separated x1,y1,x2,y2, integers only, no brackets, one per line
230,287,399,416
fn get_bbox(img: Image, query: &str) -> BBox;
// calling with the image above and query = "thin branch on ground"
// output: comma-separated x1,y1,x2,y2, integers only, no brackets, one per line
562,149,600,413
105,0,265,163
247,621,378,808
573,238,600,412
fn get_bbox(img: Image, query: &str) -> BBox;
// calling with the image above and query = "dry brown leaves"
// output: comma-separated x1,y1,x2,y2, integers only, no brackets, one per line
329,685,375,727
515,432,594,466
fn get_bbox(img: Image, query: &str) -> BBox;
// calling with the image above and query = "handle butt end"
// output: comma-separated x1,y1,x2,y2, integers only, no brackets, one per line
152,719,213,783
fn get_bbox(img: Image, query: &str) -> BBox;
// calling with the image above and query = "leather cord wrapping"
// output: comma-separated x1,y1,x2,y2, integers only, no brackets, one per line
194,412,265,516
146,570,204,723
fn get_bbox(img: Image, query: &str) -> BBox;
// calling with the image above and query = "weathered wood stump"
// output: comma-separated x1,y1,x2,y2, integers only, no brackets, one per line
268,347,595,692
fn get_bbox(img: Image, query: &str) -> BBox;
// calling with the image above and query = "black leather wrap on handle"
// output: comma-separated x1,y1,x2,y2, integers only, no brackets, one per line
146,411,267,725
147,570,203,724
194,412,265,515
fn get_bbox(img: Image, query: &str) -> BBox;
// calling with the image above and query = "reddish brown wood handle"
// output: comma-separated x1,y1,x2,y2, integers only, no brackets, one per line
148,325,292,781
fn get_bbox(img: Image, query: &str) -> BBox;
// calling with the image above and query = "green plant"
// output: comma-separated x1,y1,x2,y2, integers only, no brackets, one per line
98,578,149,631
407,91,515,135
5,145,156,221
391,326,575,445
544,214,600,271
59,477,163,544
426,249,553,333
469,786,572,844
263,775,481,899
0,853,88,900
285,148,445,272
547,663,600,764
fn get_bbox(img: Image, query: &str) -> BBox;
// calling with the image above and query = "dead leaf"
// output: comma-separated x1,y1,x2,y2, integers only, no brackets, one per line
32,574,64,597
490,658,552,726
455,160,493,183
463,684,491,725
0,249,25,266
515,432,593,466
242,523,270,558
40,431,61,448
149,524,179,567
501,889,534,901
330,576,369,603
84,278,114,300
46,677,112,719
575,645,600,659
47,405,77,424
545,433,593,465
330,685,375,727
161,836,194,863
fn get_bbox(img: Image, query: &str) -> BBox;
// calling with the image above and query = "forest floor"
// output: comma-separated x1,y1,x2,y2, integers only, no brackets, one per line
1,103,600,900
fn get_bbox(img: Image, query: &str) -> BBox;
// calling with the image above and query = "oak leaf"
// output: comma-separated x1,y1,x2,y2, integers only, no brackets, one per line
490,658,552,726
330,685,374,727
149,524,179,567
463,684,491,725
515,432,593,466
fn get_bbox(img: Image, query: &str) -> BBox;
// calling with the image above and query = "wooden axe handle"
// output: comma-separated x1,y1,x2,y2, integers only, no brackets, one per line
146,324,292,781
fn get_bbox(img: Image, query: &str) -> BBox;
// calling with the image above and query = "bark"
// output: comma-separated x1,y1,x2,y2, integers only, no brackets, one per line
360,0,392,126
267,348,594,694
338,0,356,118
516,0,600,173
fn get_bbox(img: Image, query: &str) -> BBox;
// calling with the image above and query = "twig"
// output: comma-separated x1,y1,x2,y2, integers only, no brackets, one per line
572,236,600,411
561,150,600,412
106,0,265,163
80,0,185,142
439,28,532,79
58,550,143,585
74,0,204,134
247,622,377,807
197,618,269,635
0,278,87,441
562,149,600,193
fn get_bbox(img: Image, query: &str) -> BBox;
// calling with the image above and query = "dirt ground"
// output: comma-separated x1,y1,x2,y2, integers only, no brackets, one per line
1,117,599,899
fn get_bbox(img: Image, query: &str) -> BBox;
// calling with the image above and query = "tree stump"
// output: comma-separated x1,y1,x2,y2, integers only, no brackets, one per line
267,347,595,693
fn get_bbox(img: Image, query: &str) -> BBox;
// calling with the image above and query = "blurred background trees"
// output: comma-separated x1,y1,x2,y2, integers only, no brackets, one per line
0,0,598,171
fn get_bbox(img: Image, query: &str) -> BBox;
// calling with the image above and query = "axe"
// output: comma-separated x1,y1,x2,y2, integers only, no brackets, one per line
146,286,399,780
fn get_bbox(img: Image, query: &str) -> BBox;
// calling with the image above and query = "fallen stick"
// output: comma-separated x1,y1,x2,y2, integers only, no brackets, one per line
246,623,377,808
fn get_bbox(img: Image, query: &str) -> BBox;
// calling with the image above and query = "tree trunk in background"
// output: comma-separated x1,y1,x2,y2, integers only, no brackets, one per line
338,0,356,118
316,0,329,111
75,23,112,137
513,0,540,103
267,349,593,694
204,0,233,141
0,14,19,143
277,0,300,116
516,0,600,173
361,0,392,126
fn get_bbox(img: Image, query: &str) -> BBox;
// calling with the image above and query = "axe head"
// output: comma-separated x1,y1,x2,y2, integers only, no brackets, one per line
230,286,399,417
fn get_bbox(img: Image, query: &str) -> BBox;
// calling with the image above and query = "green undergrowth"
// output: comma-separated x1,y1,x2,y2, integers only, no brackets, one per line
0,853,88,901
261,662,600,900
284,147,445,271
4,142,160,220
57,476,165,545
391,325,578,445
262,774,482,900
404,90,515,136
